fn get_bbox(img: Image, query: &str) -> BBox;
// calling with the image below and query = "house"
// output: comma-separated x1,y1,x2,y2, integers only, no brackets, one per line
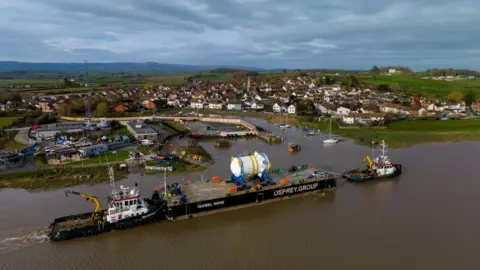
113,102,134,113
388,69,397,73
39,102,54,113
167,98,181,107
315,103,338,115
380,103,410,114
208,102,223,110
287,104,296,115
0,103,10,111
273,103,281,113
342,113,386,125
251,102,264,110
142,100,156,110
227,103,243,110
190,102,204,109
342,114,356,124
336,106,351,115
471,103,480,113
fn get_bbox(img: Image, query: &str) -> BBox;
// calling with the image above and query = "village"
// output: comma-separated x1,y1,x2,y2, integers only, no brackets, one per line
0,73,477,129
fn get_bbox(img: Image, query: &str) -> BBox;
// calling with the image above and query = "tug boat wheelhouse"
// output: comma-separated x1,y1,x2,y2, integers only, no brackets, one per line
342,140,402,182
106,183,150,224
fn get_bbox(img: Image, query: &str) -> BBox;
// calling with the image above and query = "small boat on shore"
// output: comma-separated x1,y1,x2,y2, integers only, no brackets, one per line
342,140,402,182
288,142,301,152
214,139,232,148
306,129,320,136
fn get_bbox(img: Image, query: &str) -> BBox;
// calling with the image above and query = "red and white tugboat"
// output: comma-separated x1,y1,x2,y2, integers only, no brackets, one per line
106,181,150,223
342,140,402,182
48,166,166,241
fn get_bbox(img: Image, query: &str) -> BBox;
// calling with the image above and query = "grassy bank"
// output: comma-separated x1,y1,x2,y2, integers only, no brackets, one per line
298,118,480,147
0,117,18,128
0,166,128,191
357,74,480,97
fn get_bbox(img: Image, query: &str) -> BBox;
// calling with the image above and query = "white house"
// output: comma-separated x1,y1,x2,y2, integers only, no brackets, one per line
273,103,281,113
388,69,397,73
227,103,243,110
190,102,204,109
315,103,338,115
380,104,409,114
342,115,356,124
287,104,296,115
342,113,386,125
336,106,351,115
251,102,264,110
208,102,223,110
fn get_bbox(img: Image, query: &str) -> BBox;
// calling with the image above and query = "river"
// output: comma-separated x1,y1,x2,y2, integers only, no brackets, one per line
1,117,480,269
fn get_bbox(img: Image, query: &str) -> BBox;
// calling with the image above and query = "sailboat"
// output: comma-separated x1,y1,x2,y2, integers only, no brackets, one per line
322,119,339,144
279,113,290,129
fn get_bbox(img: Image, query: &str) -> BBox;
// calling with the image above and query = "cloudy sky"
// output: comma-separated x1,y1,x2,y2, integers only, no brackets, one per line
1,0,478,69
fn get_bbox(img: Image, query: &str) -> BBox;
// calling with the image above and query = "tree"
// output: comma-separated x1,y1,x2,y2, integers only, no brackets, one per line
371,65,380,74
154,99,168,110
377,84,389,92
362,102,380,112
448,90,463,101
464,90,475,107
388,83,401,92
95,102,108,117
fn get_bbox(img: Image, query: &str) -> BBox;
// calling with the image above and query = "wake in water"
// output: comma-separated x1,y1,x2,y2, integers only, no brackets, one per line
0,227,50,253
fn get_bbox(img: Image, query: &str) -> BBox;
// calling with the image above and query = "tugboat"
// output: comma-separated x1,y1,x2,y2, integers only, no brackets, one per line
342,140,402,182
215,139,232,148
48,167,166,241
288,142,301,152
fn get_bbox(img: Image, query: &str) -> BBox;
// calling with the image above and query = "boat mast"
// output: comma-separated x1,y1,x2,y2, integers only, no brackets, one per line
109,166,116,195
163,170,167,200
380,140,387,157
328,119,332,139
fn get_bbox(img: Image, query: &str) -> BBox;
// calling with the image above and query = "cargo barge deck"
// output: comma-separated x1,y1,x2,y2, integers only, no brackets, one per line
164,167,336,221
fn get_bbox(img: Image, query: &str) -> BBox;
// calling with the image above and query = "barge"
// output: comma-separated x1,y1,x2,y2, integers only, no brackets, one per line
163,152,336,221
48,152,337,241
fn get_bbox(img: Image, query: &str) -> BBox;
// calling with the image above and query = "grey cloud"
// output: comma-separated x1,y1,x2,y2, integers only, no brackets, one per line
0,0,479,69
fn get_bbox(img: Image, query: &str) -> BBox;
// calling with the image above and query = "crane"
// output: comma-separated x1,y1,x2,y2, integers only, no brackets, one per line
362,156,375,170
65,190,103,220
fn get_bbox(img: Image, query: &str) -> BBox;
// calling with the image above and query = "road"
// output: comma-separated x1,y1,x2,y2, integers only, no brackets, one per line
6,127,34,146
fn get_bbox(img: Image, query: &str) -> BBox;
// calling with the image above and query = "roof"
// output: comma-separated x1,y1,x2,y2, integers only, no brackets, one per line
126,121,158,135
345,113,386,118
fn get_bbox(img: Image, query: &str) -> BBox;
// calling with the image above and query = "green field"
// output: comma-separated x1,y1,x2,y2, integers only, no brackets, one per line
148,72,229,85
298,118,480,147
0,117,18,128
357,74,480,97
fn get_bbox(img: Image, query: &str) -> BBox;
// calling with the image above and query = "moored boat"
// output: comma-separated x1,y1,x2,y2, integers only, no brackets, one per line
48,167,166,241
342,140,402,182
288,142,301,152
322,119,339,144
214,139,232,148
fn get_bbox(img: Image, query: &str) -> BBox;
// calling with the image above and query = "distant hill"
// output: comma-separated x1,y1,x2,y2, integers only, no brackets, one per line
0,61,264,74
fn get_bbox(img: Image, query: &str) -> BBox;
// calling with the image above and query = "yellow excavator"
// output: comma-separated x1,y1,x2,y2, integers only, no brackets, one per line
65,190,104,221
362,156,375,170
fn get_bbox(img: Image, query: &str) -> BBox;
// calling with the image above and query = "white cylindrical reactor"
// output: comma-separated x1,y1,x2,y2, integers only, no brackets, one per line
230,152,271,177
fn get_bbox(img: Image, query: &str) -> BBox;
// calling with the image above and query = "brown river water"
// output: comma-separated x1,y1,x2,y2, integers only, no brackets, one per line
1,117,480,269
